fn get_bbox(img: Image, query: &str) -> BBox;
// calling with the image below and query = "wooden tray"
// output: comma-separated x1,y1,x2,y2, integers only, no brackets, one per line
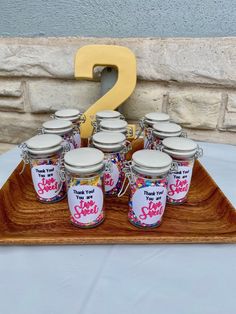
0,141,235,244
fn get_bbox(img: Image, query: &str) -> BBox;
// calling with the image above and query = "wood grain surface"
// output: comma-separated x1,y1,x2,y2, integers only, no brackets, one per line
0,139,235,245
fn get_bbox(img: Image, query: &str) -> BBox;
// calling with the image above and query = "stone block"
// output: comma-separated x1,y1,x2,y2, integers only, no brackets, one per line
28,79,100,113
121,82,166,120
168,91,221,129
0,112,50,144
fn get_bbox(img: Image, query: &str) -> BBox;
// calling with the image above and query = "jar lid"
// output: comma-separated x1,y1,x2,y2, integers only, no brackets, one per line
55,109,80,122
92,131,126,152
100,119,128,133
26,134,62,155
153,122,182,138
96,110,121,120
64,147,104,174
162,137,197,158
145,112,170,125
43,119,73,134
132,149,172,175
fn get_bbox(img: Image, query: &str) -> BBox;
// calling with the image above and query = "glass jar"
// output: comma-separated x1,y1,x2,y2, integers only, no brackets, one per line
121,150,174,228
20,134,66,203
54,108,85,148
99,119,128,137
92,110,123,134
139,112,170,149
147,122,186,149
91,131,130,196
41,119,76,150
162,137,203,205
64,147,105,228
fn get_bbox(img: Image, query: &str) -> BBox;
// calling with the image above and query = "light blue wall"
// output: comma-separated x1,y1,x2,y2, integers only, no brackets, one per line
0,0,235,37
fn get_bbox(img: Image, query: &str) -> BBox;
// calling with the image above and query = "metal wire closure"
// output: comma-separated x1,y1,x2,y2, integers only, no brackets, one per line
37,127,45,135
180,131,187,138
170,161,179,173
135,117,145,139
195,145,203,159
117,161,134,197
18,143,31,174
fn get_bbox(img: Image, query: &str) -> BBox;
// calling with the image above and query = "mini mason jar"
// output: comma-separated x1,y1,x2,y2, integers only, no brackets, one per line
99,119,128,137
91,131,130,196
147,122,186,149
162,137,203,205
41,119,76,150
54,108,85,148
138,112,170,149
120,150,174,228
92,110,123,134
63,147,105,228
19,134,66,203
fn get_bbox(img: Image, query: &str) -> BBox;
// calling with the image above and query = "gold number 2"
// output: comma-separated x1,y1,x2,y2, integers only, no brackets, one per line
74,45,137,138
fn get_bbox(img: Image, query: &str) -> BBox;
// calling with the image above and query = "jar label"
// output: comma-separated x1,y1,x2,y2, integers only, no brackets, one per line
104,162,119,192
31,164,63,199
73,133,81,148
131,186,167,225
167,165,193,201
68,185,104,225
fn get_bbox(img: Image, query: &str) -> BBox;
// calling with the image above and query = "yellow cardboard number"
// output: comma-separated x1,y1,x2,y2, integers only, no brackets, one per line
74,45,137,138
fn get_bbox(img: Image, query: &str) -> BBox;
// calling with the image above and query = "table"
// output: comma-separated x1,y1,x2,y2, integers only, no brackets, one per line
0,142,236,314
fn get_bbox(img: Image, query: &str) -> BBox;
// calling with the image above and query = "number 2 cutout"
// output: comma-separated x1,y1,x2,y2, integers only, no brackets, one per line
74,45,137,138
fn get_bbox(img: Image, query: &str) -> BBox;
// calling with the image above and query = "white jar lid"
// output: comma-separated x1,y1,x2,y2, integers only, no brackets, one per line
100,119,128,133
145,112,170,125
64,147,104,174
153,122,182,138
55,109,80,122
92,131,126,152
162,137,197,158
26,134,62,155
132,149,172,175
96,110,121,120
43,119,73,134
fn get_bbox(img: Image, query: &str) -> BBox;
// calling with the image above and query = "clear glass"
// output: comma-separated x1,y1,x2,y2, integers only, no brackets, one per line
104,151,126,196
65,169,105,228
72,121,81,148
167,157,195,205
29,149,66,203
128,169,168,228
61,130,76,150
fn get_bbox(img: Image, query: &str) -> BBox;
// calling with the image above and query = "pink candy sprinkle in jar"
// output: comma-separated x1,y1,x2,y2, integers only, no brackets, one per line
122,150,173,228
20,134,66,203
91,131,129,196
64,148,105,228
54,108,85,148
162,137,203,205
42,119,76,150
138,112,170,149
148,122,185,149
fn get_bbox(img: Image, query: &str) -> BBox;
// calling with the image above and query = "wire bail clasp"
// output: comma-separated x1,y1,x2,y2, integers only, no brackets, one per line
195,145,203,159
118,161,134,197
18,143,30,175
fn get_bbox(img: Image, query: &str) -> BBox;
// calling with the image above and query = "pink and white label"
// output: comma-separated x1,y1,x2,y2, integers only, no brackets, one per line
68,185,103,225
104,163,119,192
73,133,81,148
31,164,62,199
167,166,193,200
132,186,167,225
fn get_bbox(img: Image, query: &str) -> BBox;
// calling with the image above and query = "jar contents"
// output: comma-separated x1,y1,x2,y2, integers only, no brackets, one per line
162,137,203,204
21,134,66,203
42,119,76,150
91,131,128,196
124,150,172,228
64,148,105,228
54,108,85,148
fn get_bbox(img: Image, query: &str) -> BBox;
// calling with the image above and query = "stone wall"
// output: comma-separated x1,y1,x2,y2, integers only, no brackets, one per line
0,37,236,154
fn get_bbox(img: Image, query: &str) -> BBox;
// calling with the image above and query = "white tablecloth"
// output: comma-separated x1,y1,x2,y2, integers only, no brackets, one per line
0,142,236,314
